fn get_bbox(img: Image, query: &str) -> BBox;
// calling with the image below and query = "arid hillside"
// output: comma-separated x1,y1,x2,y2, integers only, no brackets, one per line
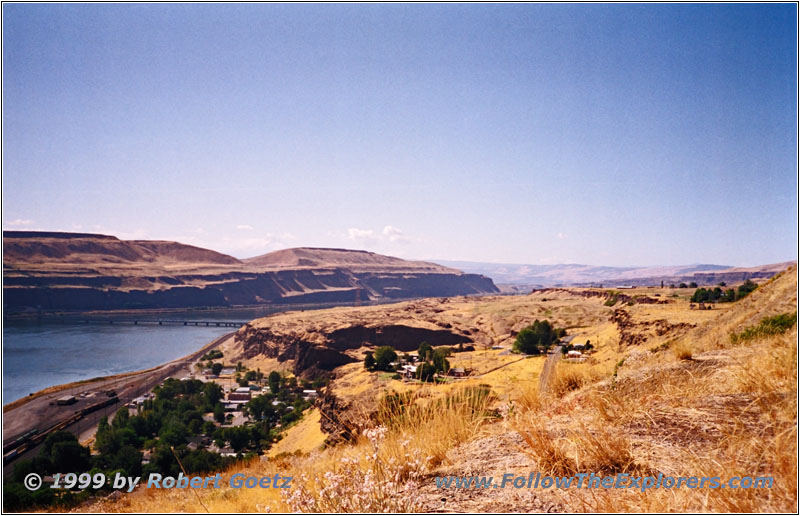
440,259,795,287
244,247,457,273
3,231,242,266
84,265,796,513
3,232,498,311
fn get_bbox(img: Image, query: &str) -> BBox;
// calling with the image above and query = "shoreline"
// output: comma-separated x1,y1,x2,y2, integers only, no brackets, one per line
1,294,465,323
2,329,234,413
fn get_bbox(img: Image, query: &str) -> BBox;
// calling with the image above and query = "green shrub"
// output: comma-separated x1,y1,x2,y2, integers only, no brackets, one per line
513,320,561,354
730,312,797,344
692,279,757,304
374,346,398,371
364,351,375,370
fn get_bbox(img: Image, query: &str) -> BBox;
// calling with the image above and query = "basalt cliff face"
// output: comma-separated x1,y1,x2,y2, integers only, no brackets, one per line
3,232,498,311
235,316,474,378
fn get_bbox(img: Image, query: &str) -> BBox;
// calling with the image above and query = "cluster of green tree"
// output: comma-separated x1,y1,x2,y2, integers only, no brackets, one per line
363,342,452,382
561,340,593,354
5,379,233,511
691,280,757,303
245,372,313,428
98,378,271,477
5,375,315,512
363,346,397,372
200,349,223,361
512,320,565,355
236,368,264,387
416,341,451,382
5,432,94,511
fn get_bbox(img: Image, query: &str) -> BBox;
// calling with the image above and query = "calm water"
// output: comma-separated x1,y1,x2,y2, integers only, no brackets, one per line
3,323,233,403
2,301,394,404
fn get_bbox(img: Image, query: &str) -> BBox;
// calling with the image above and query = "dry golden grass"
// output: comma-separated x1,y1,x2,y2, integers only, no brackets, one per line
671,340,693,360
513,376,543,413
267,408,326,458
550,361,609,398
88,386,492,513
513,268,798,512
78,267,798,513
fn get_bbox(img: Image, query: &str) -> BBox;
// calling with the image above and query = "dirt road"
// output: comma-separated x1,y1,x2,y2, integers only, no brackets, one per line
538,345,563,395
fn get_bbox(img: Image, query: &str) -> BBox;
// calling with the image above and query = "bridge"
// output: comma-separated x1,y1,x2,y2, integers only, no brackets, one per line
53,319,249,328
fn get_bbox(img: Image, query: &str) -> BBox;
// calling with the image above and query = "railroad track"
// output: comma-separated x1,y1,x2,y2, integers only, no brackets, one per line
3,331,234,471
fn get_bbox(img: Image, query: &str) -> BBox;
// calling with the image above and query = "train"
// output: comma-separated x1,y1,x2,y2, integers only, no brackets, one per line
3,397,120,465
3,428,38,454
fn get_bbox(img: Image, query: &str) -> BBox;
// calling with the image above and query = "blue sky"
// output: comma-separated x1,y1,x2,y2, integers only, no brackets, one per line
3,3,796,266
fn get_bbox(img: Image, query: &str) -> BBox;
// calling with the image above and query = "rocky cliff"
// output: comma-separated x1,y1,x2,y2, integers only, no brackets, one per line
3,232,498,311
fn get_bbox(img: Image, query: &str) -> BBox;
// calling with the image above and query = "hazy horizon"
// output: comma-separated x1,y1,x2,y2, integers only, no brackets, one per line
4,227,796,270
3,4,797,267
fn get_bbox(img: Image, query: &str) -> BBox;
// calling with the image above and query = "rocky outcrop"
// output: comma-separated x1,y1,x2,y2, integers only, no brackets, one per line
326,324,472,352
3,232,499,311
234,321,473,378
611,308,695,348
316,390,358,445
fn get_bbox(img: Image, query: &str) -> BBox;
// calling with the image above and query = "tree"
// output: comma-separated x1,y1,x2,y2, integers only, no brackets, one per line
689,282,698,288
513,320,560,355
213,404,225,424
245,395,276,423
211,363,223,376
373,346,398,371
418,342,433,362
432,348,451,374
111,445,143,477
51,440,91,473
202,420,217,436
159,420,187,446
513,329,541,355
723,288,736,302
718,281,727,287
679,283,688,288
738,279,758,297
112,407,130,429
417,363,437,382
223,426,250,452
268,371,282,394
364,351,375,370
203,382,222,408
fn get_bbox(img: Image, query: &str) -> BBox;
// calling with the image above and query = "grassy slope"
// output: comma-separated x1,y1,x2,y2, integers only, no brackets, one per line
518,266,797,512
80,269,796,512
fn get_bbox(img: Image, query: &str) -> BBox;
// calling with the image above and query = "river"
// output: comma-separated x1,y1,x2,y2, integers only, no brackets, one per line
2,301,390,404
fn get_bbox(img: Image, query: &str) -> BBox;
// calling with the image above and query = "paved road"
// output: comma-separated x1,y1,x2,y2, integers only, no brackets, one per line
3,332,234,478
538,345,564,396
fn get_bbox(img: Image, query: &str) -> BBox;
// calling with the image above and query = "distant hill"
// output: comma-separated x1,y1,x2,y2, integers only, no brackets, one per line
435,259,796,288
3,232,498,311
244,247,457,273
3,231,241,266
